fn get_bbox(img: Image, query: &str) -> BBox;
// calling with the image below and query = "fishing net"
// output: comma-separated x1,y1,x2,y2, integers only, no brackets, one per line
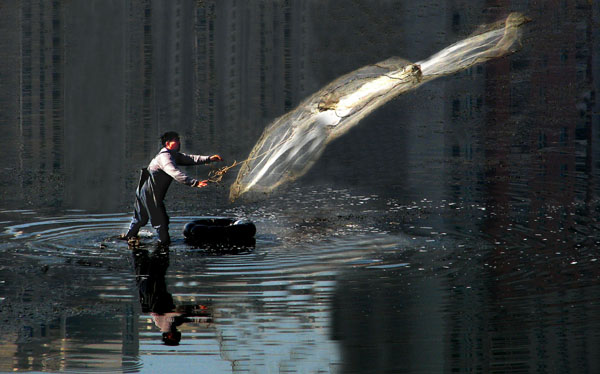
228,13,529,200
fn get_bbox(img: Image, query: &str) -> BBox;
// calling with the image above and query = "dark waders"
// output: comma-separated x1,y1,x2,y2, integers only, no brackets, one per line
126,168,171,244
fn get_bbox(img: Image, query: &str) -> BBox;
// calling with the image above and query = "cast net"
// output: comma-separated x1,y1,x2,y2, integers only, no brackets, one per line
228,13,529,200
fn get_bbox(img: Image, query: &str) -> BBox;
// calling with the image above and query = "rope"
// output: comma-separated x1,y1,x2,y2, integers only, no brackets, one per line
207,160,242,183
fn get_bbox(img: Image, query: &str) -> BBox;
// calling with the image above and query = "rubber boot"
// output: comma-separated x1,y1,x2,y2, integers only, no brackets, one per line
156,225,171,246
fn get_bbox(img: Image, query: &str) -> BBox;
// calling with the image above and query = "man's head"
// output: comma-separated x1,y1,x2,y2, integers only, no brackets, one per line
162,330,182,346
161,131,181,151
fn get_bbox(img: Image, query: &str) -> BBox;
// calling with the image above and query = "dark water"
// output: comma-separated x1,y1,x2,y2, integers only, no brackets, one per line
1,1,600,373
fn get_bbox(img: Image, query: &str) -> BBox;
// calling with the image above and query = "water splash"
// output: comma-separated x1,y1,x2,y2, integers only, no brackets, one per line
229,13,528,201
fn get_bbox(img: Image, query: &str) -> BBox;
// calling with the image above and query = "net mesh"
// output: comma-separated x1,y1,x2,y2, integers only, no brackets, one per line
229,13,529,201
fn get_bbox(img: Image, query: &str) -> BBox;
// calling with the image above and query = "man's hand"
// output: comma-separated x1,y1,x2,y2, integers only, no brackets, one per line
196,180,209,188
209,155,223,162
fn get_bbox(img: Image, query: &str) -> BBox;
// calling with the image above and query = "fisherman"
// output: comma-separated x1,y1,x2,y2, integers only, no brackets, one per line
121,131,222,245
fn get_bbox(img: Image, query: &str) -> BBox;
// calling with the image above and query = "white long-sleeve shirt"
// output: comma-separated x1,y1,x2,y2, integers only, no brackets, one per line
144,147,212,200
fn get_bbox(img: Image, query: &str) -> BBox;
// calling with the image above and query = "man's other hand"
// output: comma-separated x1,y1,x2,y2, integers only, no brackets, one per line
196,180,209,188
209,155,223,162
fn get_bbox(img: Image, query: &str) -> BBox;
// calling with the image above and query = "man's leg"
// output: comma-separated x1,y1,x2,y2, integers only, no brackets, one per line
125,195,149,239
149,201,170,245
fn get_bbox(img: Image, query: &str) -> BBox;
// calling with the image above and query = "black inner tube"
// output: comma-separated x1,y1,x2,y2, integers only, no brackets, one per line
183,217,256,244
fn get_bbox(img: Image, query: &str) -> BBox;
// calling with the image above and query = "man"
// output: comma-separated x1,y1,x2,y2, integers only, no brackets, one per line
122,131,222,245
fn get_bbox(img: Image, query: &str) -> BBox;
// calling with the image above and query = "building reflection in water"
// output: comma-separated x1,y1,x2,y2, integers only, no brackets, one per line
0,292,140,372
331,242,600,373
331,265,445,373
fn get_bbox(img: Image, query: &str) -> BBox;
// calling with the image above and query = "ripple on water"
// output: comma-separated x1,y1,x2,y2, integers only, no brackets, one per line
0,199,422,262
0,213,137,265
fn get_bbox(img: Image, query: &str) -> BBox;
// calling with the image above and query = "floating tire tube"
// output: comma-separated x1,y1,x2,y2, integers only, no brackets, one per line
183,216,256,243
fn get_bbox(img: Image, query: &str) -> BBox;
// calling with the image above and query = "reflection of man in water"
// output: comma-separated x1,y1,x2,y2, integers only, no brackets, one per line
133,246,180,345
133,246,212,346
122,131,222,245
151,312,184,346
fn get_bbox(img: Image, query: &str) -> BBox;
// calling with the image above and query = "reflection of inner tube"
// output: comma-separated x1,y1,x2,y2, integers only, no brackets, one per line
183,217,256,246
